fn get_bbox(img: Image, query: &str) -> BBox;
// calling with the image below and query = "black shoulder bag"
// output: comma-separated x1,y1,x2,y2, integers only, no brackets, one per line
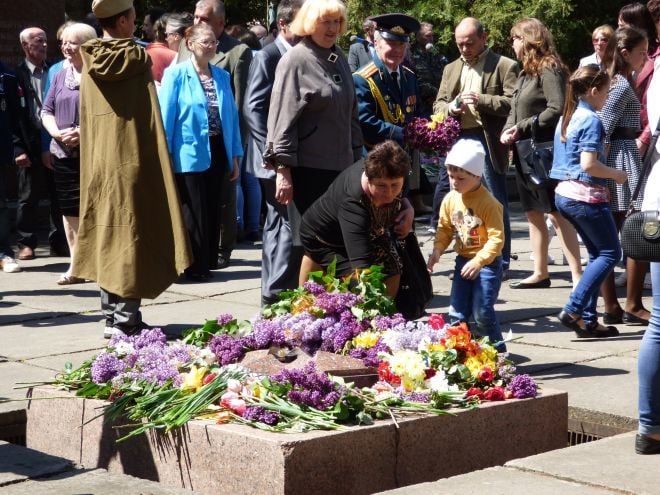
514,115,554,190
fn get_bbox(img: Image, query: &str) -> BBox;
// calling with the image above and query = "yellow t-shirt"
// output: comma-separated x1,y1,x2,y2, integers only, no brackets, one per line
434,185,504,267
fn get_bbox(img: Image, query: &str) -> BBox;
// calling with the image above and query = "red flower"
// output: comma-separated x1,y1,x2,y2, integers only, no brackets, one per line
424,368,436,379
377,361,401,385
202,372,217,386
483,386,506,401
465,387,484,400
477,366,494,383
428,313,446,330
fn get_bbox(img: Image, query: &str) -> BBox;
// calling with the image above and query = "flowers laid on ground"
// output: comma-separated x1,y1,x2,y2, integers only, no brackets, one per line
47,265,536,440
403,112,461,155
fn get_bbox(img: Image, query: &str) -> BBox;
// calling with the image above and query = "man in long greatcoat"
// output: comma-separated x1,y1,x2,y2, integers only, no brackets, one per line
74,0,191,338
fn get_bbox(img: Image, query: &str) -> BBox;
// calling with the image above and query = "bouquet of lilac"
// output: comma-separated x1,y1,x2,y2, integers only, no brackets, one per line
403,113,461,156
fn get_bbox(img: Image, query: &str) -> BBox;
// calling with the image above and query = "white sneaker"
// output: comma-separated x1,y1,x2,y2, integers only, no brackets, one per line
530,253,555,265
0,256,21,273
615,271,627,287
644,272,652,290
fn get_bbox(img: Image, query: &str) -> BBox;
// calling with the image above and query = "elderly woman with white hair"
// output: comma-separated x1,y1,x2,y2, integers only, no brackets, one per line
41,22,98,285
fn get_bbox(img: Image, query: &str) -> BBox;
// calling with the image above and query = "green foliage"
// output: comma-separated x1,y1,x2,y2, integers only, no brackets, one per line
345,0,621,68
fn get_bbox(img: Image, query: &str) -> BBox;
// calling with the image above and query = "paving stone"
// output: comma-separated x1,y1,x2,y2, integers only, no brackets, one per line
376,465,614,494
0,440,72,486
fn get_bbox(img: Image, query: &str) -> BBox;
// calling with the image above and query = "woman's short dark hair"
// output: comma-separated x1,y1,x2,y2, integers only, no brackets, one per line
364,140,411,179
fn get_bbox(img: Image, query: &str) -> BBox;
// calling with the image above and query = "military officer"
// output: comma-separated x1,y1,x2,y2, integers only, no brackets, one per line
353,13,423,147
353,13,431,213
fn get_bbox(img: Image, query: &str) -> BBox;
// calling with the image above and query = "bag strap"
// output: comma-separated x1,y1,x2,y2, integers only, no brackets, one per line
630,116,660,204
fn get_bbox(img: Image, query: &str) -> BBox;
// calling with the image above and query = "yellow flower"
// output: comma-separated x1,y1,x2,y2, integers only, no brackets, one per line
431,113,445,123
291,295,314,314
425,342,446,353
352,331,381,349
477,346,498,369
181,365,207,392
389,350,427,390
464,356,483,377
427,120,437,130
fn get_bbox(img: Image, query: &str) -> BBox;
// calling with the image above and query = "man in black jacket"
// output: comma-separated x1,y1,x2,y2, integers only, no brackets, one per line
14,27,67,261
243,0,302,305
0,60,26,273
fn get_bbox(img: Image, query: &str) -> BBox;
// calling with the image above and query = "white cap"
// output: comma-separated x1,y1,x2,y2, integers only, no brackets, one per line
445,139,485,177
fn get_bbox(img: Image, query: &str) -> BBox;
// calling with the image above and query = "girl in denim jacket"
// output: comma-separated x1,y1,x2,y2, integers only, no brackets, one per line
550,65,628,337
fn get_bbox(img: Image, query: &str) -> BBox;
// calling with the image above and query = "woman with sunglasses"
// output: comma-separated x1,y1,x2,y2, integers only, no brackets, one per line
579,25,614,69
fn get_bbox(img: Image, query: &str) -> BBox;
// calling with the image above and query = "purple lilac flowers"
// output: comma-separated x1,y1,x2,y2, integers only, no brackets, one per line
91,352,125,384
507,374,537,399
243,405,279,426
271,362,341,411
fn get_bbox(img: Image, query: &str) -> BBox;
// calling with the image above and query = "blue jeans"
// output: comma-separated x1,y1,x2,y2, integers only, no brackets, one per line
236,158,262,234
449,255,505,350
555,195,621,325
639,262,660,436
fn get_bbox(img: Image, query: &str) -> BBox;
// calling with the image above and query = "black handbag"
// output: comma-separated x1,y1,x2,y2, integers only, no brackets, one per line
621,120,660,262
394,232,433,319
514,116,554,190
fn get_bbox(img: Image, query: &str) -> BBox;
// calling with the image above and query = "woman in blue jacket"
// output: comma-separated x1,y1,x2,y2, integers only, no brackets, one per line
159,23,242,280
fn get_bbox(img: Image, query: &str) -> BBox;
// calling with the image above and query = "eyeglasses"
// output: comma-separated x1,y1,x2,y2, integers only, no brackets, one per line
510,35,522,44
195,39,217,48
165,32,180,38
593,38,609,44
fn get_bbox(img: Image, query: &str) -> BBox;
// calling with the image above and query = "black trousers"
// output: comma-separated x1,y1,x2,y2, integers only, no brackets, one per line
175,135,228,275
16,155,66,249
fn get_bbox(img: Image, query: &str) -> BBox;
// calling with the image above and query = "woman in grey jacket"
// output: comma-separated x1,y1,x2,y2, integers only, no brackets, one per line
501,18,583,289
264,0,363,242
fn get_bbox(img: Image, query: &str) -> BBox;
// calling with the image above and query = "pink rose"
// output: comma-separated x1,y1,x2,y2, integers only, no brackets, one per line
428,314,446,330
220,391,239,408
227,398,247,416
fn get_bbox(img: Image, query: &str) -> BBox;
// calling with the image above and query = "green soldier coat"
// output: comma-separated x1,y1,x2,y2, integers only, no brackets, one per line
73,38,191,299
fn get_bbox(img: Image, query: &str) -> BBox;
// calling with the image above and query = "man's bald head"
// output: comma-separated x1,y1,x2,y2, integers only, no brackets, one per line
454,17,486,61
19,27,47,66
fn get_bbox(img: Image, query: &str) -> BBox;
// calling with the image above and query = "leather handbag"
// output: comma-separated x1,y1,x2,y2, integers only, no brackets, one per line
394,232,433,319
621,119,660,262
514,116,554,190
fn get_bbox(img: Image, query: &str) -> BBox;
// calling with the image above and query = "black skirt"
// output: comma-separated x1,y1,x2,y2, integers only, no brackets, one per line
52,155,80,217
512,151,557,214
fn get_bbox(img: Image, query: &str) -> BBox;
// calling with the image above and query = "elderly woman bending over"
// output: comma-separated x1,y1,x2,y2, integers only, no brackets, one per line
299,140,410,297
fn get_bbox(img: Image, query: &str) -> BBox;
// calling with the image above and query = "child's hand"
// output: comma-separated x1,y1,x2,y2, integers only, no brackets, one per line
613,170,628,185
460,259,482,280
427,250,441,272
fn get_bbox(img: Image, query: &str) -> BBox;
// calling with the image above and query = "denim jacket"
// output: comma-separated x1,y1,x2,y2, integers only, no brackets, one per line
550,100,607,186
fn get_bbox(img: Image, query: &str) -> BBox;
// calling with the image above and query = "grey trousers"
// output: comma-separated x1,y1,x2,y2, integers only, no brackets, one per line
100,287,142,330
260,178,304,306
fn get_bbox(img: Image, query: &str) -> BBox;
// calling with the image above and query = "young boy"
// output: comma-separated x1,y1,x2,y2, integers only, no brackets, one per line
426,139,505,350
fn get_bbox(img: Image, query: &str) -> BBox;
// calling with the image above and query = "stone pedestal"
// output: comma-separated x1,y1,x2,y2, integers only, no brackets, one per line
26,387,568,495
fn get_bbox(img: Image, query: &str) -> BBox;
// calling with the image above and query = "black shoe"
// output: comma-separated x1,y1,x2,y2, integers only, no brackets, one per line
578,321,620,339
622,311,649,325
509,278,551,289
217,254,230,269
602,312,623,325
243,231,261,243
558,310,584,333
636,434,660,454
50,244,70,257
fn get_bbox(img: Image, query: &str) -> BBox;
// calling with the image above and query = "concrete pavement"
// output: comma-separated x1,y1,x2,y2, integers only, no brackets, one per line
0,202,653,493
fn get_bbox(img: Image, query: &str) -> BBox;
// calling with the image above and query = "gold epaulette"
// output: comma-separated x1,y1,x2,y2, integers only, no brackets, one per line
355,62,378,78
